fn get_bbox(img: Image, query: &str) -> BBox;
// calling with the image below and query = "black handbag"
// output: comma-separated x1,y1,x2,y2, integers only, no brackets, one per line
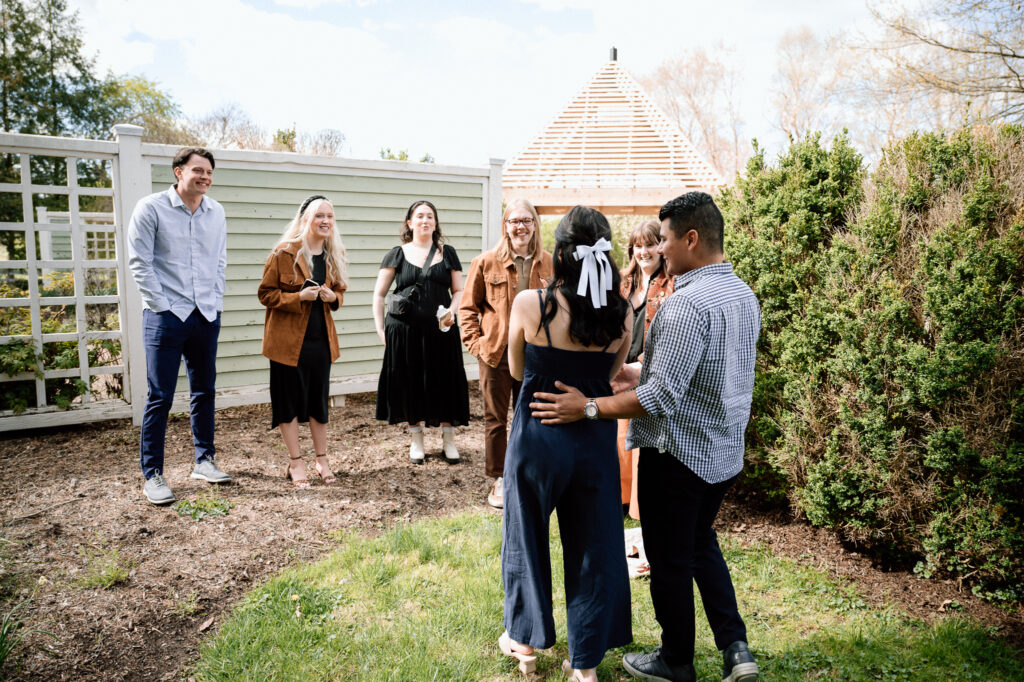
385,241,438,321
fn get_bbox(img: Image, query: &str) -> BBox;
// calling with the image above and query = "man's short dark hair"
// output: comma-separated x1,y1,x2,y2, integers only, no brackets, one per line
172,147,215,170
659,192,723,254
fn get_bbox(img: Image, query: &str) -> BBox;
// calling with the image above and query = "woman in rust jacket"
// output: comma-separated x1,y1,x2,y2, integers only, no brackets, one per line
459,198,553,508
614,219,672,520
258,195,347,488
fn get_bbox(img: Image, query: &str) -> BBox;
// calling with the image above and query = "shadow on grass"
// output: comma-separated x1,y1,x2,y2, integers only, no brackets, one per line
189,512,1021,681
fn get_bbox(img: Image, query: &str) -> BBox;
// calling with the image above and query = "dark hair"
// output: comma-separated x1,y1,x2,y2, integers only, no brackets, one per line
540,206,628,348
400,200,444,245
172,147,215,170
658,191,723,254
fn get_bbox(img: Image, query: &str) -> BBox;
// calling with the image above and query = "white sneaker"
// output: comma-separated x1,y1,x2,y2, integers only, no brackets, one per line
409,430,425,464
442,428,459,462
487,477,503,508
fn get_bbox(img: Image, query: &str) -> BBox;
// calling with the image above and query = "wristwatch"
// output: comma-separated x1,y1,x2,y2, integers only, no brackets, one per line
584,398,599,420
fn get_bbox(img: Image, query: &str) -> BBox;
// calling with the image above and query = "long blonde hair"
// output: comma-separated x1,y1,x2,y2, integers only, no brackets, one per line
620,219,663,295
275,198,348,286
494,198,543,262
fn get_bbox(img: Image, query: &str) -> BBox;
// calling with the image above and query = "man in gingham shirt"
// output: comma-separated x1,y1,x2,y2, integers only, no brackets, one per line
531,192,761,682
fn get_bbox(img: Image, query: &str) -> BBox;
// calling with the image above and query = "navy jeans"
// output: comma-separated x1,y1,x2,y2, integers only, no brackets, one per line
638,448,747,666
140,308,220,479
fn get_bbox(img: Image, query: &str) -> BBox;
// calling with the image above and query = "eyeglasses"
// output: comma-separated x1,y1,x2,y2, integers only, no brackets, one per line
506,218,535,227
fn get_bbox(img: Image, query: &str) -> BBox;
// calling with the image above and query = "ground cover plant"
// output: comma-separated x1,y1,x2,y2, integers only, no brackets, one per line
720,125,1024,601
191,511,1021,681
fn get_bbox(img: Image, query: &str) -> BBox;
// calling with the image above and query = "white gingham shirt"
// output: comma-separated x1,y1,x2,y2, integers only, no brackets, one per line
626,263,761,483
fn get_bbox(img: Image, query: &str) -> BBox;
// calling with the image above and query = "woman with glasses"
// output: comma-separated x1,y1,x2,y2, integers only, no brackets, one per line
459,199,553,508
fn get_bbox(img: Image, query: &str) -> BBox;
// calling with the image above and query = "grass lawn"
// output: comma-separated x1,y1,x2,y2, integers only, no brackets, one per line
191,512,1020,681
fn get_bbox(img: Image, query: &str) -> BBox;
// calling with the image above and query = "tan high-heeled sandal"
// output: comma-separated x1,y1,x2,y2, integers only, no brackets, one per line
314,454,336,485
286,455,310,489
498,631,537,675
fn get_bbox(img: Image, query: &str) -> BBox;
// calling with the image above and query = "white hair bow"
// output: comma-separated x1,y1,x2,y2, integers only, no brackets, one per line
573,237,613,308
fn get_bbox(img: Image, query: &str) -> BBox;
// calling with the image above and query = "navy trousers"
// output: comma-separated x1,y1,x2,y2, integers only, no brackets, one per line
140,308,220,479
638,447,747,666
502,420,632,670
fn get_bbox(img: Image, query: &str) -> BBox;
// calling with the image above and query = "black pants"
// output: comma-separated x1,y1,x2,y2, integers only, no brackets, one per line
638,448,747,665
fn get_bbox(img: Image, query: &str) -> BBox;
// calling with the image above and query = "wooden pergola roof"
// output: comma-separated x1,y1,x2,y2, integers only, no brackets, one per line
503,54,723,215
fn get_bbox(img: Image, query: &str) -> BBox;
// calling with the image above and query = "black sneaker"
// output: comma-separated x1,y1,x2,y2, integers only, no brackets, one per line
722,641,759,682
622,648,695,682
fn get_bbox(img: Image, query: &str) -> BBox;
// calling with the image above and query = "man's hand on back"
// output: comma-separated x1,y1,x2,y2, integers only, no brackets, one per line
530,381,587,425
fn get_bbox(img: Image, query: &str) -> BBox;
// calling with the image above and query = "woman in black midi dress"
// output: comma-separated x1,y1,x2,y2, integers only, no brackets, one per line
372,200,470,463
258,195,348,488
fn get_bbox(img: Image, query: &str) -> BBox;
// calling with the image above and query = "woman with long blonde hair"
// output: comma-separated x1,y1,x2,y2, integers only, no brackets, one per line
459,198,553,507
258,195,348,487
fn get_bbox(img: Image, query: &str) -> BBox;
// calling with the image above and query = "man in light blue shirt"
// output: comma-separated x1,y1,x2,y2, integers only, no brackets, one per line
127,147,231,505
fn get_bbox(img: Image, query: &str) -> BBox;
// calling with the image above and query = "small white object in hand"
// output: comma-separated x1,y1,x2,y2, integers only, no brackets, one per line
436,305,453,331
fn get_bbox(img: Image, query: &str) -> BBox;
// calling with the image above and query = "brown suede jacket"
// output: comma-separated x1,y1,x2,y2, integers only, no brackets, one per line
458,249,553,368
257,241,346,367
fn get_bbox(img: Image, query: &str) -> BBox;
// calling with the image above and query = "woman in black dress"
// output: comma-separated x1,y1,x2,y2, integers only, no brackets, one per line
258,195,347,488
372,200,470,463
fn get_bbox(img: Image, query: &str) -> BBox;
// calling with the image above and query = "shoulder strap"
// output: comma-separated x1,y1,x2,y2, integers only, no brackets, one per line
536,289,553,347
411,241,438,288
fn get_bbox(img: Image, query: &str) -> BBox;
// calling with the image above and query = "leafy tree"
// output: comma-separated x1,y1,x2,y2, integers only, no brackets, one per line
380,147,409,161
94,75,195,144
272,124,297,152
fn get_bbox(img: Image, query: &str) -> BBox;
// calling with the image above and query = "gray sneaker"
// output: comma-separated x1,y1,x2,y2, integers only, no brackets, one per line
143,474,176,505
190,458,232,483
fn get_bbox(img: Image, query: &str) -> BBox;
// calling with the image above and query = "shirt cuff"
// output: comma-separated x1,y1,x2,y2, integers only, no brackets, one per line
634,381,664,417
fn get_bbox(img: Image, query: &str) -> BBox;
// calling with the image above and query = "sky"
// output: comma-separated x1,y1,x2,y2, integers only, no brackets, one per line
70,0,876,168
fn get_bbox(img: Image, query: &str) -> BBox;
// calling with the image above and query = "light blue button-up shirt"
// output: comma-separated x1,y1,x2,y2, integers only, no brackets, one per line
127,186,227,322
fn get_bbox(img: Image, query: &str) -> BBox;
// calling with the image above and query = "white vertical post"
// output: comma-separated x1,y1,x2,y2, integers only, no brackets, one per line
21,155,45,407
486,158,504,252
67,157,91,404
111,124,148,425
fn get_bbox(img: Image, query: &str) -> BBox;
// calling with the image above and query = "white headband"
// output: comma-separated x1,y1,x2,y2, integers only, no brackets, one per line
573,237,613,308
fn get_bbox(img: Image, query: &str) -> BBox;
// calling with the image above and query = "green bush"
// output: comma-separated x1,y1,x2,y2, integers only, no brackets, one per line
722,127,1024,600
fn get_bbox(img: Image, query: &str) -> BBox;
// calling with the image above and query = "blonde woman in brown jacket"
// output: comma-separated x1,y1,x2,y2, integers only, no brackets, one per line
459,198,553,507
258,196,347,488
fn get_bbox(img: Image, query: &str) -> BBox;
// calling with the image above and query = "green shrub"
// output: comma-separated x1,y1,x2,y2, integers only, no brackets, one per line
722,126,1024,599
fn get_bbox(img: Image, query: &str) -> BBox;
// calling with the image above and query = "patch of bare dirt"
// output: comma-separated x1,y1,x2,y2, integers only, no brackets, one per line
0,386,1020,680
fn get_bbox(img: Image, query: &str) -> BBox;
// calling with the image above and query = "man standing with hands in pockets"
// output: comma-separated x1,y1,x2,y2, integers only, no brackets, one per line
128,147,231,505
530,192,761,682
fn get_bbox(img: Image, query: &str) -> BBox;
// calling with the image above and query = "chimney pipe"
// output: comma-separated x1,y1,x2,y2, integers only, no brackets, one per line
610,47,617,61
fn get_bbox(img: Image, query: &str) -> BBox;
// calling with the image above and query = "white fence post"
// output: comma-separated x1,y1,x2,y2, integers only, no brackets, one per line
111,124,148,426
486,158,504,250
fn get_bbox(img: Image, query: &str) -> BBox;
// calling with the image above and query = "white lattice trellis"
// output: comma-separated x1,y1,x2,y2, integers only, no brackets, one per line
0,148,128,421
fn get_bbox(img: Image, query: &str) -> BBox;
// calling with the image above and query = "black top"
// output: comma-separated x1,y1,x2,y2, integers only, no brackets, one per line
381,244,463,324
306,252,327,341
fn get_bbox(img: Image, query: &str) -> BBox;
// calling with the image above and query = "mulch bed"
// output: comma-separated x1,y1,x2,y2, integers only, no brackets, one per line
0,387,1020,680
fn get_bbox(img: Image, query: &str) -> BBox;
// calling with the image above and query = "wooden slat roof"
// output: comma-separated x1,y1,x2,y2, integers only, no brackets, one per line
503,59,723,209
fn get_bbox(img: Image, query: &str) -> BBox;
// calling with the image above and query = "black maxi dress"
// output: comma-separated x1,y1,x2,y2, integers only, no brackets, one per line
269,252,330,428
375,244,470,427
